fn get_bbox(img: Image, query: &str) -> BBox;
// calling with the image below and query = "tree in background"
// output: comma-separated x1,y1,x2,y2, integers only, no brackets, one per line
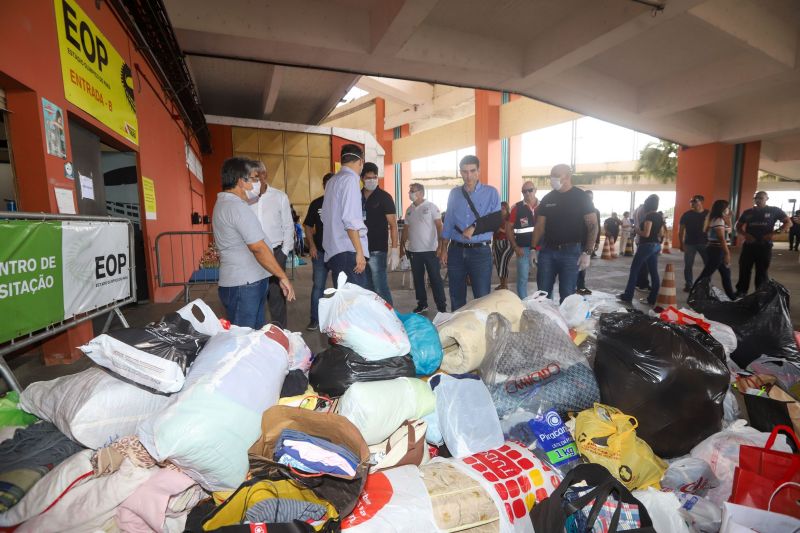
638,141,678,182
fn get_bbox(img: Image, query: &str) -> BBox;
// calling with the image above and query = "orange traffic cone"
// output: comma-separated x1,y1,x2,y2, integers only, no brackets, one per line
624,238,634,256
601,237,613,260
662,230,672,254
610,239,618,258
655,263,677,309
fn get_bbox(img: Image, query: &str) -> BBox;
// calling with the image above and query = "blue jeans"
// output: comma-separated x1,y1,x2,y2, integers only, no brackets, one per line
218,278,269,329
622,243,661,303
409,251,447,310
683,244,708,288
365,251,393,305
310,252,330,323
516,247,533,299
536,244,581,303
326,251,368,289
447,244,492,311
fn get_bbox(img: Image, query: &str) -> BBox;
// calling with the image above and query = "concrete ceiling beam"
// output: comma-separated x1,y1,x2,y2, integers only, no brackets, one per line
369,0,442,56
261,65,284,118
689,0,798,68
356,76,433,107
309,75,361,126
383,86,473,130
720,100,800,143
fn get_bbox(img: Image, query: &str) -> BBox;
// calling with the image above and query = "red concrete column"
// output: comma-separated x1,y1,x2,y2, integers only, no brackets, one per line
202,124,233,216
507,94,523,203
474,89,502,190
739,141,762,218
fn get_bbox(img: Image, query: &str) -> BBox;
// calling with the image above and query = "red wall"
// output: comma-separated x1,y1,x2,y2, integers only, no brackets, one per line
1,0,206,359
202,124,233,216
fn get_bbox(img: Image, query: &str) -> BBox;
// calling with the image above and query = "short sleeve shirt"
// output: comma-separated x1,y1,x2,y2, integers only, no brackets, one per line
707,217,728,244
404,200,441,252
640,212,665,244
679,210,708,245
536,187,594,246
303,195,325,251
212,192,269,287
363,187,397,253
738,206,787,240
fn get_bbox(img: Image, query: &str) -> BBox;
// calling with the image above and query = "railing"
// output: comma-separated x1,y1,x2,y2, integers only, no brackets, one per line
154,230,216,303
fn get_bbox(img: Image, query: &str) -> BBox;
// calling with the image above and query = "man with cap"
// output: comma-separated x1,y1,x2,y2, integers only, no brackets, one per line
678,194,709,292
361,162,399,304
735,190,792,296
322,144,369,288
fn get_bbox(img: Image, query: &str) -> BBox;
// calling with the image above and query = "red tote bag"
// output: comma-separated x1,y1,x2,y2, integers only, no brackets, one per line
730,425,800,517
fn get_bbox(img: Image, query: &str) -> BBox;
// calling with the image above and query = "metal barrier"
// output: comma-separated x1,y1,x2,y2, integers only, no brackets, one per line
0,212,136,391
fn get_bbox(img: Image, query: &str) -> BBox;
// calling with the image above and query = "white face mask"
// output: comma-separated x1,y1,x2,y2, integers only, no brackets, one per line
364,178,378,191
409,191,419,202
550,177,562,190
245,186,259,200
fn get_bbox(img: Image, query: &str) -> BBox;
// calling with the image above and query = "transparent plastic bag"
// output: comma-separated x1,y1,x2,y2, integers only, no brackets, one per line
559,294,592,330
435,374,504,458
522,291,569,334
660,457,719,496
395,312,443,375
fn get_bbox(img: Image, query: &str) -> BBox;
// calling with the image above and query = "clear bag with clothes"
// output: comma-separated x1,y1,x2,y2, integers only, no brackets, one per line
480,310,599,420
319,272,410,361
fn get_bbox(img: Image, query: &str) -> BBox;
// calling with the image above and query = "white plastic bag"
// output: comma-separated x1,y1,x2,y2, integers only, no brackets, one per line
690,420,791,505
319,272,410,360
435,374,504,458
138,326,288,490
559,294,592,330
632,488,691,533
338,377,435,445
283,328,313,371
19,368,169,449
661,457,719,496
175,299,224,336
522,291,569,334
720,501,800,532
675,492,722,533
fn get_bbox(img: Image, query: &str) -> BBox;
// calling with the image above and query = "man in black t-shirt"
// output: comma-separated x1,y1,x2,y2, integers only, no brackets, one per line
361,162,399,305
789,210,800,251
679,194,709,291
735,191,792,296
532,164,597,302
303,172,333,330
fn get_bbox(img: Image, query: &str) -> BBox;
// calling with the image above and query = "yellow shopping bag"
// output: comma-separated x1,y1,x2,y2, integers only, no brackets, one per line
574,403,667,491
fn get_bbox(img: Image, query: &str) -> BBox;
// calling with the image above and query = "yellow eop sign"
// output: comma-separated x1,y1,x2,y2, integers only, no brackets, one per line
54,0,138,145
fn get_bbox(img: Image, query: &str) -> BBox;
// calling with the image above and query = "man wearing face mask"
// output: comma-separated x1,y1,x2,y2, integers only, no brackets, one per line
361,162,399,304
401,183,447,314
322,145,369,288
506,181,538,298
212,157,295,329
249,160,294,328
531,164,597,302
734,190,792,296
440,155,502,311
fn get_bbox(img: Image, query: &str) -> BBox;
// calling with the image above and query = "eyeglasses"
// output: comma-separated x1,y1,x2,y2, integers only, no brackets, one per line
522,189,535,193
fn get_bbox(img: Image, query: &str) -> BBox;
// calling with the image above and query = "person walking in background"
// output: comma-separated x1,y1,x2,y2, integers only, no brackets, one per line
789,210,800,251
302,172,333,331
632,201,650,291
618,194,664,306
492,202,514,290
604,212,621,253
507,181,538,298
322,144,369,288
212,157,295,329
735,191,792,296
361,162,400,304
400,183,447,314
439,155,502,311
619,211,633,256
679,195,709,292
694,199,737,300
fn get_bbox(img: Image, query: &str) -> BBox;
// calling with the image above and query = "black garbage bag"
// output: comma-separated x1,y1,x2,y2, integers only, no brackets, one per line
308,345,415,397
595,312,729,458
106,312,209,374
689,278,798,368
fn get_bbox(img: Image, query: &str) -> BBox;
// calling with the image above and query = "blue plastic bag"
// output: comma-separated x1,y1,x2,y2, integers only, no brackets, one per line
395,312,443,375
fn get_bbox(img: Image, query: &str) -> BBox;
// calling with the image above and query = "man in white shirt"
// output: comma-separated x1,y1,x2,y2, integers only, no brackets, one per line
250,160,294,328
400,183,447,314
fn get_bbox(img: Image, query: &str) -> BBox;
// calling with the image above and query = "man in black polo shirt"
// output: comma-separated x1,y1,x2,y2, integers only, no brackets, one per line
679,195,709,292
735,191,792,297
532,164,597,302
361,162,399,304
303,172,333,330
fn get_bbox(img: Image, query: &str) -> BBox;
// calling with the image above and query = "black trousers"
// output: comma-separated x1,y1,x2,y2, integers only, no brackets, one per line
736,241,772,294
266,247,288,328
790,229,800,250
695,245,736,300
409,251,447,311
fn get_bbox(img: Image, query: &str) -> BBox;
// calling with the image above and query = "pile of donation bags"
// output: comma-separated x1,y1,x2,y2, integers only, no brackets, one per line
1,274,800,533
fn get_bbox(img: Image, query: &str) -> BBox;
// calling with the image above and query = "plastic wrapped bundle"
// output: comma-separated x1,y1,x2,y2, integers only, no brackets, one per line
595,312,730,458
480,309,599,420
308,344,415,397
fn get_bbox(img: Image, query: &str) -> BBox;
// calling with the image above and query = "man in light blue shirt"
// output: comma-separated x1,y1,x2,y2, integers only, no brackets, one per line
439,155,501,310
321,144,369,288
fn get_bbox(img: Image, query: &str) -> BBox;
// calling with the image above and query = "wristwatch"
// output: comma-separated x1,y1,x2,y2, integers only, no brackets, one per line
582,250,592,256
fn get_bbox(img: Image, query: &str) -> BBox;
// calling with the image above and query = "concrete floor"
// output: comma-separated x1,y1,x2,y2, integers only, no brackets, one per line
7,240,800,389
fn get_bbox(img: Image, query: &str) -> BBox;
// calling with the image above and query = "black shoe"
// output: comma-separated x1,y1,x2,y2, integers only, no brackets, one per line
683,286,691,293
734,291,746,299
437,306,448,313
617,294,632,303
635,286,650,293
306,320,318,331
413,304,429,314
576,288,592,296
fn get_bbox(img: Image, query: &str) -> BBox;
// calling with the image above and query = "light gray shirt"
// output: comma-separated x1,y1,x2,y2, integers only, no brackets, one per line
321,167,369,259
404,200,441,252
212,192,269,287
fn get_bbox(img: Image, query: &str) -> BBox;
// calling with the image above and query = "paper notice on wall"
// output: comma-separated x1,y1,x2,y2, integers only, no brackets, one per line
79,174,95,200
54,187,76,214
142,176,157,220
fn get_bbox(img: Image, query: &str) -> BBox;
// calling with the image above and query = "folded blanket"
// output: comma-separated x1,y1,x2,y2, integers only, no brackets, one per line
0,466,51,512
437,290,524,373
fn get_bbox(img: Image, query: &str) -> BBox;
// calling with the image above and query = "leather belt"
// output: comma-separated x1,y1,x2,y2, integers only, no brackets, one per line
451,241,490,248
